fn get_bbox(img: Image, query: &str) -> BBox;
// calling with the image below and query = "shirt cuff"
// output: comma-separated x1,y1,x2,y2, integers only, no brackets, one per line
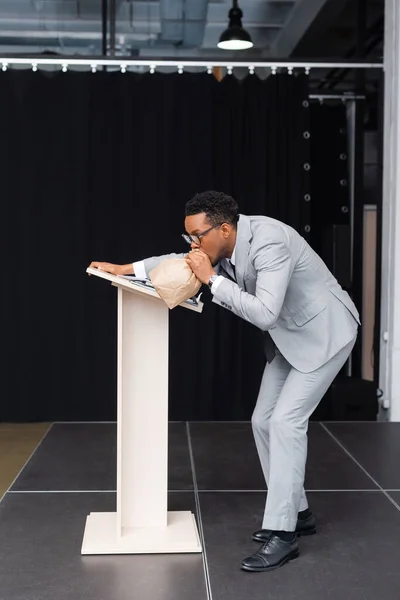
211,275,225,295
133,260,147,279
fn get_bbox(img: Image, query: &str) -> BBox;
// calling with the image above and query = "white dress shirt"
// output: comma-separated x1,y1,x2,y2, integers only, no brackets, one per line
132,244,237,295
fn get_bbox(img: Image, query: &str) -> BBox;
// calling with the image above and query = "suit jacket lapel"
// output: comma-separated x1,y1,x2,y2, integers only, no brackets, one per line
235,214,252,289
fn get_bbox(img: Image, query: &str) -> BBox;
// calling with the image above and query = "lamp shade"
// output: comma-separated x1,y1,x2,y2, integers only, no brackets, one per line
217,3,253,51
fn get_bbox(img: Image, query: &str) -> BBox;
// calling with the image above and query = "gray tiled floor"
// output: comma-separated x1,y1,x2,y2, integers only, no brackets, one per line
323,422,400,489
189,422,377,490
11,422,193,492
199,490,400,600
388,491,400,506
2,421,400,600
0,492,206,600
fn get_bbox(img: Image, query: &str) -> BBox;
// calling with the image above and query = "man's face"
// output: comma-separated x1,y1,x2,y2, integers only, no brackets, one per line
184,213,227,266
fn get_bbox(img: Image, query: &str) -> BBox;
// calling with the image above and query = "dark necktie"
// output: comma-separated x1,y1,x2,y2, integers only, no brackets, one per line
222,259,236,282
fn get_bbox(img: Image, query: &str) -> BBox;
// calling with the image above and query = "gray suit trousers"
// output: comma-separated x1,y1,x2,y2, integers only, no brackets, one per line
252,334,357,531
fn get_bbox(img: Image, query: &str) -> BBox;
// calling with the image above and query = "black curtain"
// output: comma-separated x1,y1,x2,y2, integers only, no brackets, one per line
308,103,353,379
306,102,379,421
2,70,310,422
308,103,351,264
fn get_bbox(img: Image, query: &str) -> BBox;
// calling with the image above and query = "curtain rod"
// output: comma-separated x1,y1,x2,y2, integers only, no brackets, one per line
0,57,383,73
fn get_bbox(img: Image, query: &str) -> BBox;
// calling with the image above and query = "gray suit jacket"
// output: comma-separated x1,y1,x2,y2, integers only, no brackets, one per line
143,214,360,373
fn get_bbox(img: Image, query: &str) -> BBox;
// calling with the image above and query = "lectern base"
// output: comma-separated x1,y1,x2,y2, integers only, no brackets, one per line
81,511,202,555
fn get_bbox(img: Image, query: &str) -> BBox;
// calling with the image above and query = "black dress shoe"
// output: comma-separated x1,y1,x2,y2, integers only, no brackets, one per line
252,513,316,543
241,534,299,572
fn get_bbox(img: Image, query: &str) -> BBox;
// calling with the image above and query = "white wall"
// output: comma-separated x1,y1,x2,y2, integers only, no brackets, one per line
380,0,400,420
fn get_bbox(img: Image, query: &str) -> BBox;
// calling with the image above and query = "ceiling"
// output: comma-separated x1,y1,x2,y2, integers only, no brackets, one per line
0,0,383,60
0,0,297,57
0,0,384,95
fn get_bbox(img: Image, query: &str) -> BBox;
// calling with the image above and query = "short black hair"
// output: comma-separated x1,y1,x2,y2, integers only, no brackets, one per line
185,191,239,227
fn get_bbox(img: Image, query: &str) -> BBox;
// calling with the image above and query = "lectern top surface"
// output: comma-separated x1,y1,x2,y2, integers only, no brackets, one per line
86,267,203,313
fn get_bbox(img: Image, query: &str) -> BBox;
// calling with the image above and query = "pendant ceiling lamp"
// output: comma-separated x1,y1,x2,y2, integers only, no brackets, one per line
217,0,253,51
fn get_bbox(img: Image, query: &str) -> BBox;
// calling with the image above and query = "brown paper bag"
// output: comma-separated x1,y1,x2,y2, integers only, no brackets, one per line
149,258,202,309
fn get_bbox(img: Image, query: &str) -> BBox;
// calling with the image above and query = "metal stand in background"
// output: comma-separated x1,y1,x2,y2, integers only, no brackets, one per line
101,0,116,60
101,0,107,58
109,0,116,57
351,0,367,381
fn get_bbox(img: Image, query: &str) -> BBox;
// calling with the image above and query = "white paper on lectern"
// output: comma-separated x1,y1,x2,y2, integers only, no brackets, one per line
86,268,204,313
122,275,203,308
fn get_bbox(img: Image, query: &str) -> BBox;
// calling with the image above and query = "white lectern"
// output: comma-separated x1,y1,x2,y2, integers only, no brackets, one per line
82,267,203,555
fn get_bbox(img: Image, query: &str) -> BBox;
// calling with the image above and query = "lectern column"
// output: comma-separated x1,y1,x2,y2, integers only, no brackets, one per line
117,288,169,532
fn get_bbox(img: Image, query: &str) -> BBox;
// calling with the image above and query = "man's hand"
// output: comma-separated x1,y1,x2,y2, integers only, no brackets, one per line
88,262,133,276
185,250,216,285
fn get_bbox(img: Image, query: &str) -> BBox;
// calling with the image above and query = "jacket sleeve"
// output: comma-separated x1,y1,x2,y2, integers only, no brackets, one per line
212,240,293,331
141,252,187,276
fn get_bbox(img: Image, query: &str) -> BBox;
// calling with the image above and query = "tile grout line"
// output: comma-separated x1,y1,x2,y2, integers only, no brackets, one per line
52,421,118,424
51,421,185,424
0,423,55,504
321,420,390,424
7,488,400,494
44,420,390,424
186,422,213,600
7,490,117,494
195,489,389,493
320,422,400,512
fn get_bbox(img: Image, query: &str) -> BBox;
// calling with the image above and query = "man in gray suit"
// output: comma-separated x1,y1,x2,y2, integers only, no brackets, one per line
89,190,359,573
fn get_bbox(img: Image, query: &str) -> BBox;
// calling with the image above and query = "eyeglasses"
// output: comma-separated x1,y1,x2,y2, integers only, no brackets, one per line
182,224,222,246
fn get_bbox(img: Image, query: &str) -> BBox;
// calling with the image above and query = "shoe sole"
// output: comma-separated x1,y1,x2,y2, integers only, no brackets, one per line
241,550,300,573
252,528,316,543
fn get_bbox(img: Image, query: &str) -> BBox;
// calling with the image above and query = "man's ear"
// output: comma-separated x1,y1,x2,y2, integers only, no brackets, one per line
220,223,232,238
